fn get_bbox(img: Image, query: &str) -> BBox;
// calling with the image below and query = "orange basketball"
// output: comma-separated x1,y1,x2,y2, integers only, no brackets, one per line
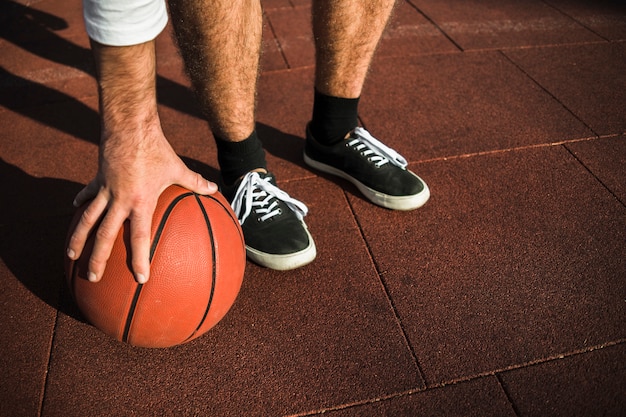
64,185,246,348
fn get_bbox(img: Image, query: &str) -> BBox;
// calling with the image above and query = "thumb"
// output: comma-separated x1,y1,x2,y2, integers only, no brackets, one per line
178,167,218,196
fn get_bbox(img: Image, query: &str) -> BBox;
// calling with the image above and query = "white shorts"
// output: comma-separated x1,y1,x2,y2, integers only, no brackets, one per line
83,0,168,46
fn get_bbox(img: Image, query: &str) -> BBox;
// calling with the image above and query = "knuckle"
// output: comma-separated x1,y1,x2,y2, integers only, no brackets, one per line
68,232,83,247
192,172,204,188
95,223,119,241
132,258,148,272
131,193,150,207
136,227,151,239
88,257,106,275
79,205,100,226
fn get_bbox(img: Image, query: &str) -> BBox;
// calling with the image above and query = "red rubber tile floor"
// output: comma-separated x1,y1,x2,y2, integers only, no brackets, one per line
1,0,624,416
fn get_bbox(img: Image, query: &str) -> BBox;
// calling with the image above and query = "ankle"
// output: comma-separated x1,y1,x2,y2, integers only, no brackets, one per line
216,130,267,185
309,89,359,145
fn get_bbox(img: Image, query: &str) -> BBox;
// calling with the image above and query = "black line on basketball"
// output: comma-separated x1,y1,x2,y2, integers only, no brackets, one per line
69,259,78,300
122,191,194,343
149,192,195,261
122,282,144,342
204,194,245,243
184,193,217,341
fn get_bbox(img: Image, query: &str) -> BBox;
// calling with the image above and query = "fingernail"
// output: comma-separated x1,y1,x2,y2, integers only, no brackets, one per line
136,273,147,284
88,272,98,282
67,248,76,259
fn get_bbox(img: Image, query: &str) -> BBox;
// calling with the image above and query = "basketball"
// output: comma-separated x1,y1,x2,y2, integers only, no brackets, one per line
64,185,246,348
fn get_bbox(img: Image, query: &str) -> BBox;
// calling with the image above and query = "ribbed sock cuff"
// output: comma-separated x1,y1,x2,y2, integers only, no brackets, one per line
309,89,360,145
215,130,267,185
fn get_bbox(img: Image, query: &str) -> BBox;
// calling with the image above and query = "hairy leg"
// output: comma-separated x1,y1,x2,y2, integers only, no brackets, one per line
168,0,263,141
312,0,395,98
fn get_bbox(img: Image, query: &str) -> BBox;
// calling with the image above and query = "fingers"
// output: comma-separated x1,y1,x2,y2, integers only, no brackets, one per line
67,189,153,285
73,180,100,207
129,207,154,285
86,205,129,283
67,191,109,263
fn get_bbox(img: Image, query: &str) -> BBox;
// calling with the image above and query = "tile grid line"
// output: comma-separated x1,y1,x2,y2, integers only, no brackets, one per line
437,339,626,388
495,373,523,417
498,49,600,138
356,116,430,389
412,136,601,166
563,141,626,208
492,339,626,417
288,339,626,416
341,185,429,388
262,10,292,70
282,178,429,416
37,283,65,417
497,34,626,209
540,0,613,43
403,0,464,52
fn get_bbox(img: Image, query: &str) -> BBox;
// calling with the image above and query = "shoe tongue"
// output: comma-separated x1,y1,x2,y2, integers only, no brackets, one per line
222,171,274,202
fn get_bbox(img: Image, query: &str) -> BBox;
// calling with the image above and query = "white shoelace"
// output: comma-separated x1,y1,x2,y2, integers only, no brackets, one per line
349,127,408,169
230,172,308,225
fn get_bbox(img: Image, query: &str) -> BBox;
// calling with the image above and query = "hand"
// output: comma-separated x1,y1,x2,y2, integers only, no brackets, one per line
67,39,217,284
66,126,217,284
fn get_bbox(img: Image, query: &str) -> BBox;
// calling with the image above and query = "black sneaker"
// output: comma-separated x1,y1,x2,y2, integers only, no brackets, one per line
221,171,316,270
304,125,430,211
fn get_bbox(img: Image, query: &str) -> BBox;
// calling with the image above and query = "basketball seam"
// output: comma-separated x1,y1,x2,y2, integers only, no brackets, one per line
122,191,194,344
183,194,218,342
69,258,80,305
205,194,245,245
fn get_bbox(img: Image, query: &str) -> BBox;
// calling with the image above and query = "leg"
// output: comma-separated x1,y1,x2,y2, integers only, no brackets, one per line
169,0,267,185
168,0,262,142
309,0,395,144
305,0,430,211
312,0,395,98
168,0,316,270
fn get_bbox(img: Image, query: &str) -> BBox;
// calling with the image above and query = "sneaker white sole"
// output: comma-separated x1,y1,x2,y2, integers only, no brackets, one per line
304,152,430,211
245,226,317,270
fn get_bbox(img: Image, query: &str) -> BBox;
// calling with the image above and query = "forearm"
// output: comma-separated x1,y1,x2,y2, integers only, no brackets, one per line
91,39,160,142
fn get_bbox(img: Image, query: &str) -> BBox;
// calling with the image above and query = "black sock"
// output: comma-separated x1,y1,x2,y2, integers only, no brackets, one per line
215,130,267,186
309,89,360,145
